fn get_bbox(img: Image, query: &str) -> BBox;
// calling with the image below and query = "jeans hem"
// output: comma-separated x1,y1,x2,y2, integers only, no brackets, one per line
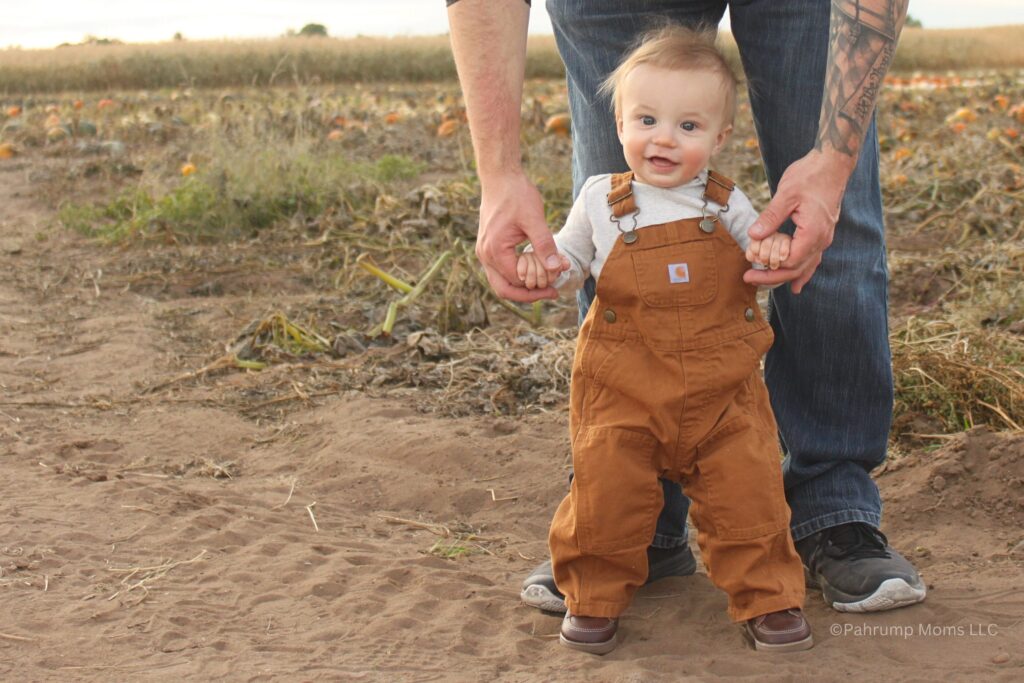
651,533,689,549
790,509,882,542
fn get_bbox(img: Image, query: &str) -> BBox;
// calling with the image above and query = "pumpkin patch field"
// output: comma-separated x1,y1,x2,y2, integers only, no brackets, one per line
1,53,1023,680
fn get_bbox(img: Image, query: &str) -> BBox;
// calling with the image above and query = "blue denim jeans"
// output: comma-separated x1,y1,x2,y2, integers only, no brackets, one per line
547,0,891,546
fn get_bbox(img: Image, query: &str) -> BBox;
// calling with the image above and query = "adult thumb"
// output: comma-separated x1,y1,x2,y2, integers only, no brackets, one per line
748,193,792,240
525,224,560,270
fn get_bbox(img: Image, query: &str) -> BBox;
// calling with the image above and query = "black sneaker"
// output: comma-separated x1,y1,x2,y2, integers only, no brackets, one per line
520,544,697,613
796,522,926,613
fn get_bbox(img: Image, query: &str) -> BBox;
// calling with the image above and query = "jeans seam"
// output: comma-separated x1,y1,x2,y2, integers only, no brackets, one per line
790,509,881,542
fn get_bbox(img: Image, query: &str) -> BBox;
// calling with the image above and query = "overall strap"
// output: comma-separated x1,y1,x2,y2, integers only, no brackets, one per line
607,171,637,218
703,169,735,207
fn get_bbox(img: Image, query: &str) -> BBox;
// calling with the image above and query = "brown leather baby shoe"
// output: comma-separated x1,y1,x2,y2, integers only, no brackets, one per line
743,608,814,652
559,613,619,655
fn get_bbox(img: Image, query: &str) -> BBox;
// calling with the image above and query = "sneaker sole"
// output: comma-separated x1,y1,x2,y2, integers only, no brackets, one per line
827,577,927,613
520,584,567,614
806,568,927,613
559,633,617,655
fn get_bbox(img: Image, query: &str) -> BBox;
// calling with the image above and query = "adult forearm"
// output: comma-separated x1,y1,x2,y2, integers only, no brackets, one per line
747,2,908,292
447,0,530,182
816,0,908,169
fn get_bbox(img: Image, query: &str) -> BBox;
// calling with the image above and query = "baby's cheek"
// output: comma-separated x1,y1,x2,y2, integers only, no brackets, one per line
682,144,711,168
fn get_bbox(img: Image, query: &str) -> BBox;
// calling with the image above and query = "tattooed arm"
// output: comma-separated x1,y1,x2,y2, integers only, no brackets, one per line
745,0,908,293
818,0,905,157
447,0,562,302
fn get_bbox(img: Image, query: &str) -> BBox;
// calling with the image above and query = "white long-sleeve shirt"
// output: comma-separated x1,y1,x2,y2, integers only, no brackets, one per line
548,170,763,291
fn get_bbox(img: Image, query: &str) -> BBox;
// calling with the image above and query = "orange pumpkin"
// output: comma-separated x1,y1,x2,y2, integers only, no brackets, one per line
6,105,21,117
544,113,571,136
98,98,116,110
384,112,401,124
946,107,977,123
0,143,16,159
326,129,344,141
437,119,460,137
180,163,197,176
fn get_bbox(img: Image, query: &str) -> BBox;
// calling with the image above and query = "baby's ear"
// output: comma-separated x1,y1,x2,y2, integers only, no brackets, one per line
713,124,733,155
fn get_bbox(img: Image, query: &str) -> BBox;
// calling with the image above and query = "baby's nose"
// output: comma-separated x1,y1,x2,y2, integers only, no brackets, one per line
653,128,677,146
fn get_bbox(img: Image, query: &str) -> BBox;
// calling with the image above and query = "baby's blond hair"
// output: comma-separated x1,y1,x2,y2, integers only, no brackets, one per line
599,24,738,126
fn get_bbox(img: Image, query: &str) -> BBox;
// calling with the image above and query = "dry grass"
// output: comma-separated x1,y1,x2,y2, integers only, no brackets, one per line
895,25,1024,71
892,318,1024,435
0,35,565,94
1,26,1022,95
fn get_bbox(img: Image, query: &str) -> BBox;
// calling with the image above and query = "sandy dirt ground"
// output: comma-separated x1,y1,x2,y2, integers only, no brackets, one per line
1,158,1022,681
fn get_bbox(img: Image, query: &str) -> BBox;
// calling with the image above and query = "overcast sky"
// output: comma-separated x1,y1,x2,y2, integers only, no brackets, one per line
1,0,1020,50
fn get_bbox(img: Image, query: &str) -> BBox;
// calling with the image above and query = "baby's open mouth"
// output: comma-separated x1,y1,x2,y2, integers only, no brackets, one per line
647,156,678,168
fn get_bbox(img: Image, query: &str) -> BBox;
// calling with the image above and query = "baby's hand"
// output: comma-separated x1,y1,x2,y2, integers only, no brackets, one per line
517,251,570,290
746,232,792,270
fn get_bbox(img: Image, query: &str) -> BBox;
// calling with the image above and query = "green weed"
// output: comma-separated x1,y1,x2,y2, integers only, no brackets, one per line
367,154,424,183
58,145,425,243
427,538,478,560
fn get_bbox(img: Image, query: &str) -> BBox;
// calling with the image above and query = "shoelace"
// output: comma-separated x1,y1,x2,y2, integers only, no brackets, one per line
823,523,891,561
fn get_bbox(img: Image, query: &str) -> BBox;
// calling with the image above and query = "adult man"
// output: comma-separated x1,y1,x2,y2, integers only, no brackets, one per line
447,0,926,615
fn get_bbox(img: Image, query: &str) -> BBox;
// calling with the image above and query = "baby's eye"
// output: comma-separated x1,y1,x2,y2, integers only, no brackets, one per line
641,115,656,126
680,121,697,131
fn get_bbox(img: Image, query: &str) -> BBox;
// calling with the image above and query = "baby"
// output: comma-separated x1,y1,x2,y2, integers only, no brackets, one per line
518,25,811,655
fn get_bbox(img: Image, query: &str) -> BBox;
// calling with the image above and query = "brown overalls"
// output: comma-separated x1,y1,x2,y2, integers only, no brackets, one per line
548,171,806,622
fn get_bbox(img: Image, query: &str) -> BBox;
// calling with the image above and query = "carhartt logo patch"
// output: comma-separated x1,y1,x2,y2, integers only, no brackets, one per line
667,263,690,284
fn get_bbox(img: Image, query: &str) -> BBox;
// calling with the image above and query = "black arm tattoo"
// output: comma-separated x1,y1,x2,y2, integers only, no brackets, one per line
816,0,908,157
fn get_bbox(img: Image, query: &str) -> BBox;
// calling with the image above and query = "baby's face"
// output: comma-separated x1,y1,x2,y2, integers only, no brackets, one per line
616,64,732,188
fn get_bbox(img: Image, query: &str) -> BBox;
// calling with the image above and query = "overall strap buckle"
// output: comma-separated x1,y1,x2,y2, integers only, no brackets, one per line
699,169,735,233
607,171,640,244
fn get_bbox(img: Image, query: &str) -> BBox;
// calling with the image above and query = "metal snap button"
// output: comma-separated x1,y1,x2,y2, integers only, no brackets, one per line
603,309,617,323
744,307,755,322
622,231,638,244
699,218,716,233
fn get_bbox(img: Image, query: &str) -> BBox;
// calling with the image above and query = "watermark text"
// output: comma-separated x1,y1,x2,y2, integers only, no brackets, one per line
830,622,1000,638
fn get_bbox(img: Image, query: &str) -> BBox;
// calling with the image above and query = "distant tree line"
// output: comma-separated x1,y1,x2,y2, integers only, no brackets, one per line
58,23,329,49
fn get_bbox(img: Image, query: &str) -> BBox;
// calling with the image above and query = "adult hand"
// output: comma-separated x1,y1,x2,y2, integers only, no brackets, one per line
742,149,855,294
476,171,564,302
